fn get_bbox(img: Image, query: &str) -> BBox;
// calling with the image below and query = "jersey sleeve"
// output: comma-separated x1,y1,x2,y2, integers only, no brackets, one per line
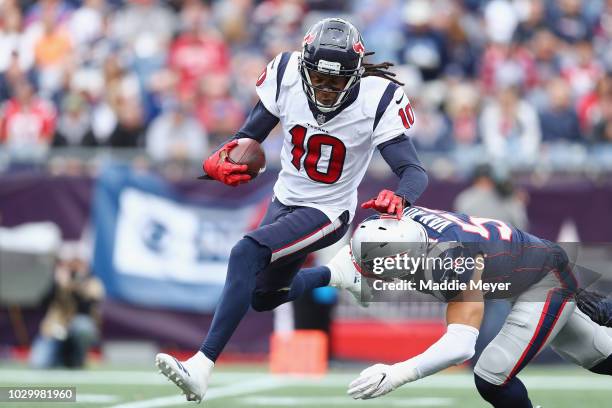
372,85,415,146
254,52,291,118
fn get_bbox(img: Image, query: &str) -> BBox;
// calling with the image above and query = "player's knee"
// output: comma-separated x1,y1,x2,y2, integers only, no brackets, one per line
230,238,271,268
474,344,513,386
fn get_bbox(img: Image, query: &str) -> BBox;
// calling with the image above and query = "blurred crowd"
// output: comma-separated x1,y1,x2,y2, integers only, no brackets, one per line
1,0,612,169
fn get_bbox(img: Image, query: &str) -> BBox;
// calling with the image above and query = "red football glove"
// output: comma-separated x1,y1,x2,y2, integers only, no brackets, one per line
361,189,405,219
202,140,252,187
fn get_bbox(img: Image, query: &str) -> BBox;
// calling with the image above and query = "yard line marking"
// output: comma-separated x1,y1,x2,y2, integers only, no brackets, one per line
106,376,288,408
240,396,454,406
1,369,611,390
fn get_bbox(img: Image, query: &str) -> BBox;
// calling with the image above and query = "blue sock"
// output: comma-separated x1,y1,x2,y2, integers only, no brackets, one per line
200,237,270,362
474,374,532,408
250,266,331,312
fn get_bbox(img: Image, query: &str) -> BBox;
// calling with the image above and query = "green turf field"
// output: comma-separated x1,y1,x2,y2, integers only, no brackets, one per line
0,364,609,408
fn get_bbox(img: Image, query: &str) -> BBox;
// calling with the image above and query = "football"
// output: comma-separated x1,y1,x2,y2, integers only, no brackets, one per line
227,138,266,178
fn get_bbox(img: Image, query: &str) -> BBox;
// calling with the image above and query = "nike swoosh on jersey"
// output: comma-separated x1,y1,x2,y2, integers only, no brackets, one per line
395,95,404,104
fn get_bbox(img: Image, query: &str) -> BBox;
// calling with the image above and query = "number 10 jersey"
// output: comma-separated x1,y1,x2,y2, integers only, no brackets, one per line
256,51,415,222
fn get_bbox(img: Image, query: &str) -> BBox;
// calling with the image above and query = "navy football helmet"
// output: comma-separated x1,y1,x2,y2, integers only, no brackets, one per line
299,18,365,112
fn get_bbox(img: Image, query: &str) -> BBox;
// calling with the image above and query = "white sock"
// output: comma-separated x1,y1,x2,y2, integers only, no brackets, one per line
327,245,354,288
328,263,341,287
186,351,214,377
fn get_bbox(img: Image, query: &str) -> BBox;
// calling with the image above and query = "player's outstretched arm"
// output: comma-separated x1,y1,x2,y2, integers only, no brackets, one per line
348,261,484,400
361,136,428,219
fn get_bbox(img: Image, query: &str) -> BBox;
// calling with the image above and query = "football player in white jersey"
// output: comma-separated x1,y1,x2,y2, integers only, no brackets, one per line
155,18,428,402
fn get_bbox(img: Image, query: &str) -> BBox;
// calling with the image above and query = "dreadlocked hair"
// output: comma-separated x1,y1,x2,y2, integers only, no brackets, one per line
362,51,404,86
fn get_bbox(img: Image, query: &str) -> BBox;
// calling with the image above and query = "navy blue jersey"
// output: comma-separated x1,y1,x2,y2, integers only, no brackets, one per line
403,206,575,301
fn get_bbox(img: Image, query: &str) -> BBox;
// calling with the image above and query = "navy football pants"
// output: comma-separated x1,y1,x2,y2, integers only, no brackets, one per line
200,198,349,361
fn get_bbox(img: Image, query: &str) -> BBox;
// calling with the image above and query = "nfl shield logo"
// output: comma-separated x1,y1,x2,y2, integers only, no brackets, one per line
316,114,327,125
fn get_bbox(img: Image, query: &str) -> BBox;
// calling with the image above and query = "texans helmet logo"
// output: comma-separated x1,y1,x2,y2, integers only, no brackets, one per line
352,41,365,56
303,33,315,45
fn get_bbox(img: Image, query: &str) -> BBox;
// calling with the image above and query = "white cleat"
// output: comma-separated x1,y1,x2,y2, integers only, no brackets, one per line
155,352,214,403
328,244,371,306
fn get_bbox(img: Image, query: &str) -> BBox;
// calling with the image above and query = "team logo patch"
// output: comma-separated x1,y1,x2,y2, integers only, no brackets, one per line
352,41,365,56
256,67,267,87
303,33,315,45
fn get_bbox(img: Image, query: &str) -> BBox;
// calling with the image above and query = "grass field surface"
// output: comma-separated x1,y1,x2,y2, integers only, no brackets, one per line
0,364,609,408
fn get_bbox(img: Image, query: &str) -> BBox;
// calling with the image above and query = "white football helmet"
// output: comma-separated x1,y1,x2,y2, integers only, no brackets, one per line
350,215,428,280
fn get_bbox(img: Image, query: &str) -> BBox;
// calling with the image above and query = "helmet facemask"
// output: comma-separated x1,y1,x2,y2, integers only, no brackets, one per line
299,54,364,112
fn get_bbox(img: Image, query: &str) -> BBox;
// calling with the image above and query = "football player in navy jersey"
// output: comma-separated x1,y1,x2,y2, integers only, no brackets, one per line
320,207,612,407
155,18,428,402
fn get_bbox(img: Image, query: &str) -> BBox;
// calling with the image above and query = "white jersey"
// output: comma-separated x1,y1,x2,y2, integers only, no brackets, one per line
256,51,415,222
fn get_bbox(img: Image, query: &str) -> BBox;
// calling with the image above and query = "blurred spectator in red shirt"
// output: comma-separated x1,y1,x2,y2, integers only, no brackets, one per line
0,79,56,158
196,73,244,146
560,40,604,99
480,41,538,94
577,75,612,133
169,2,230,95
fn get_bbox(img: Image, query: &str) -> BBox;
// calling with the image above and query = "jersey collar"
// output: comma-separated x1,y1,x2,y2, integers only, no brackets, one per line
306,82,360,125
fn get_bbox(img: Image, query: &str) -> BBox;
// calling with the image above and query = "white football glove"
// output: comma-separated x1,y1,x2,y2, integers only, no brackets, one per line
347,361,419,400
